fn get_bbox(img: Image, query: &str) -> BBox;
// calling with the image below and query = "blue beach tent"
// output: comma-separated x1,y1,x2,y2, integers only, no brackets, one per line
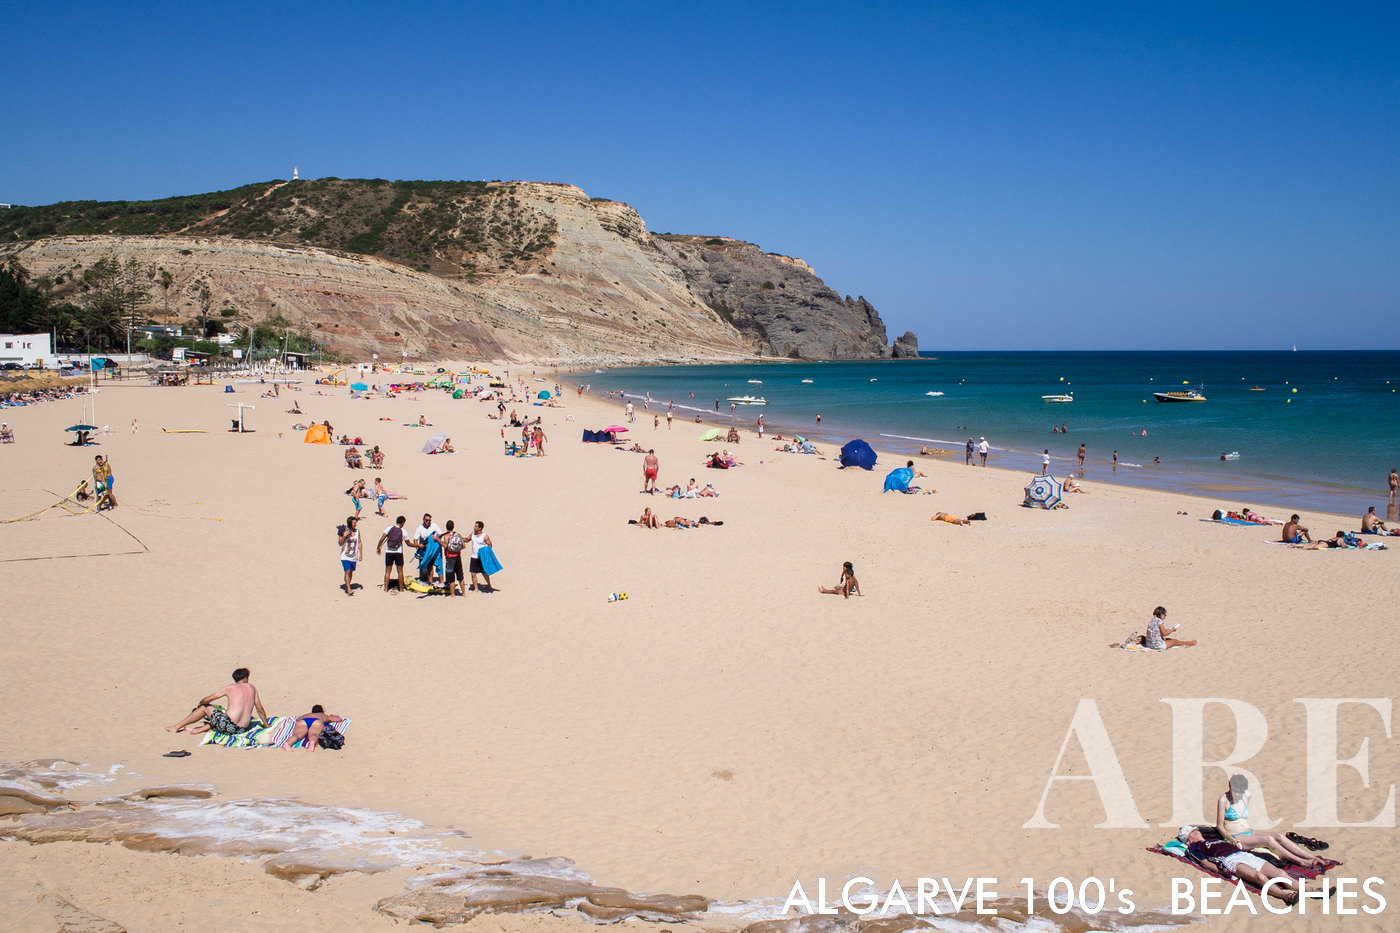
839,439,877,470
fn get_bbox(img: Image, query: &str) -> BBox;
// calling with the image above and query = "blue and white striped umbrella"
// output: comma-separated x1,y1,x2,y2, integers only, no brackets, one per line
1023,473,1064,509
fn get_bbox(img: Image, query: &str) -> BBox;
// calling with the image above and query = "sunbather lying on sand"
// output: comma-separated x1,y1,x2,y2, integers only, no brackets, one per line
1176,828,1312,905
931,512,970,525
280,705,344,753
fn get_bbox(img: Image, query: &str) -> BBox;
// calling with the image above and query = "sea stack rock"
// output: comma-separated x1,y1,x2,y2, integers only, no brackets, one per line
891,330,920,358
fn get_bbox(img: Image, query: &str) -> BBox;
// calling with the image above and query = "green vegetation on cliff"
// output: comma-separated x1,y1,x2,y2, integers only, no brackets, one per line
0,179,558,277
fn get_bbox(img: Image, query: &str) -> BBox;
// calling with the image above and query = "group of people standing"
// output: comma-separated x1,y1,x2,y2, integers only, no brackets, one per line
339,511,498,597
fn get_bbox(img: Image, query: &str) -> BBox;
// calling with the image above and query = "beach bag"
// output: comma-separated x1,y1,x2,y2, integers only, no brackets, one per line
968,512,987,521
318,727,345,750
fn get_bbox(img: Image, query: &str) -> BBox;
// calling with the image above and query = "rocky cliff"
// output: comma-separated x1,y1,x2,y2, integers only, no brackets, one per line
652,235,889,359
0,180,912,363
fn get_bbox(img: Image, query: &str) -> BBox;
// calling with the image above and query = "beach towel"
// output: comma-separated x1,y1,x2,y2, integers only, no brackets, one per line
200,716,296,749
1147,843,1339,897
478,545,503,576
417,535,444,576
289,718,351,750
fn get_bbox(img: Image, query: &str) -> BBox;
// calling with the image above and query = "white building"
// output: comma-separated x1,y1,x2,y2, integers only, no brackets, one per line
0,332,53,368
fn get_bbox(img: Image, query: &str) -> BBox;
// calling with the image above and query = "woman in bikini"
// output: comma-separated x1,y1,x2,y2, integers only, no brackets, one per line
818,561,862,598
1216,774,1332,869
280,704,344,753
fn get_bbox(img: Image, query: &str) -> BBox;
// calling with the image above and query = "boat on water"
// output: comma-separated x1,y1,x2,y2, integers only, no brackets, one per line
1041,394,1074,403
1153,387,1207,402
747,379,764,385
801,379,814,384
1248,385,1266,391
925,391,945,397
726,396,767,405
1221,451,1240,460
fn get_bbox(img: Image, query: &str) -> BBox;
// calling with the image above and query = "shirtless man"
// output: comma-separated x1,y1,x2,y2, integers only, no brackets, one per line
1281,514,1311,544
1361,507,1389,533
642,449,659,494
166,667,268,736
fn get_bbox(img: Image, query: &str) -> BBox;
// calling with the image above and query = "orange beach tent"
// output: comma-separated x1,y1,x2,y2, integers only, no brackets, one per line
303,424,330,444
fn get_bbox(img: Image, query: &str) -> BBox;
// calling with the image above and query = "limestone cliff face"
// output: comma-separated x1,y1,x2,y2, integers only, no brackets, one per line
0,180,909,363
653,235,890,359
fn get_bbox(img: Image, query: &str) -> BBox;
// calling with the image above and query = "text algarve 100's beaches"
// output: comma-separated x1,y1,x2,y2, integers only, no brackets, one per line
0,363,1397,932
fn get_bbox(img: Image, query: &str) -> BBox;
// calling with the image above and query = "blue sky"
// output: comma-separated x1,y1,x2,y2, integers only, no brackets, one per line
3,1,1397,349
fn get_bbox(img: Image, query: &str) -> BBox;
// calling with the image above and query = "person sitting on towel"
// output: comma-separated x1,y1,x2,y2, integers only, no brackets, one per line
1362,507,1390,534
165,667,268,736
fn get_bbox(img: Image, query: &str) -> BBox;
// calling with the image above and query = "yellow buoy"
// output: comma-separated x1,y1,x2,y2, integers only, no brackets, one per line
1291,388,1297,393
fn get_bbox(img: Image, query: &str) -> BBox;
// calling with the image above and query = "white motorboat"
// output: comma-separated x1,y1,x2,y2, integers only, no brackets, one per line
1042,394,1074,403
726,396,767,405
1153,387,1207,403
801,379,814,384
925,391,944,397
747,379,764,385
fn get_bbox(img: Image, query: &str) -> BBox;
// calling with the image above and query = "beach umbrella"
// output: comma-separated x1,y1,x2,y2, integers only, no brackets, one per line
882,466,914,493
839,439,877,470
538,390,551,399
351,382,369,391
604,425,629,433
698,427,722,441
421,431,447,454
66,424,100,432
1023,473,1064,509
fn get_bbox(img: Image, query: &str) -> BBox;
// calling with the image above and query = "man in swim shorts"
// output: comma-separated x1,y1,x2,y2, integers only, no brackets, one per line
1361,507,1389,533
165,667,268,736
642,449,659,494
1281,514,1311,544
378,515,407,593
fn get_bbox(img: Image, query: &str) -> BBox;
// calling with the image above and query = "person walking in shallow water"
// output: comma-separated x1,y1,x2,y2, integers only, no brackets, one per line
1077,443,1086,471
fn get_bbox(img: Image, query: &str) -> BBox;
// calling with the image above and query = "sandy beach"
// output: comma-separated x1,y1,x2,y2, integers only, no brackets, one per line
1,368,1396,932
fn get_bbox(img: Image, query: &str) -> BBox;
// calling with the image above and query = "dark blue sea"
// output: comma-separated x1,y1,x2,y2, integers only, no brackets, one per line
568,351,1400,515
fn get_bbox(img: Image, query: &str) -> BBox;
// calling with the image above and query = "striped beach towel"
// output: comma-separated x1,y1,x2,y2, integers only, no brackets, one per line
200,716,295,749
289,718,352,749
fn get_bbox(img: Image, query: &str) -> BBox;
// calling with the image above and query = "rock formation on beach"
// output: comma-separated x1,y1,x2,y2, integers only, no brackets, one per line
0,179,915,364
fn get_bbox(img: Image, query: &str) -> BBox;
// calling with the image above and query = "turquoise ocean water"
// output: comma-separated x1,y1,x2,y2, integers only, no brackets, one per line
567,351,1400,516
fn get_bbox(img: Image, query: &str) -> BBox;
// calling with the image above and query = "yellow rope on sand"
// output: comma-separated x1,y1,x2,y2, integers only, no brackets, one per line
0,482,98,523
